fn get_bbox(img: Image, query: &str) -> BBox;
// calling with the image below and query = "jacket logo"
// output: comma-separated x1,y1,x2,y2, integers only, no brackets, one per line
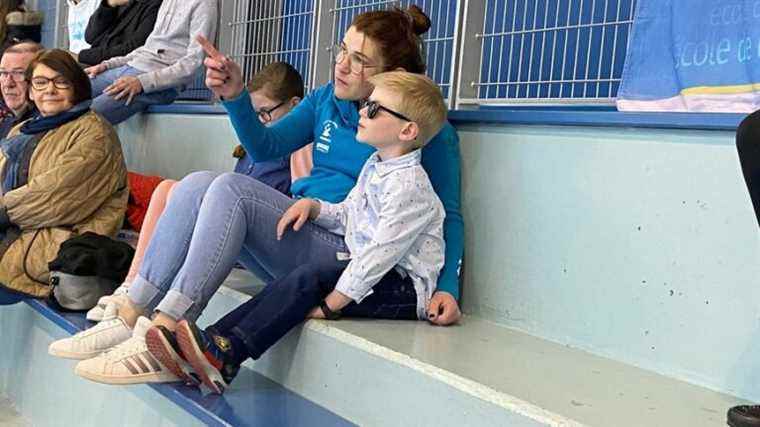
213,335,232,352
316,120,338,153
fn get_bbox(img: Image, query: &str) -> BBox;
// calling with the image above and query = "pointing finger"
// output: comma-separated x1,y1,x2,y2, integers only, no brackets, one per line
196,35,223,60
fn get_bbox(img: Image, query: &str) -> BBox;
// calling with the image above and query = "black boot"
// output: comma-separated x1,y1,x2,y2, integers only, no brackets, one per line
728,405,760,427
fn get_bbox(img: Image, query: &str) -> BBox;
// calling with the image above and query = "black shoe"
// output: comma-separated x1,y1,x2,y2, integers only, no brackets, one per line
175,320,240,394
145,325,201,386
728,405,760,427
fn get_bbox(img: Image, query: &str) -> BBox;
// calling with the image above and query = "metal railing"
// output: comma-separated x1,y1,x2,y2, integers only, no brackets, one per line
225,0,314,92
47,0,638,107
458,0,636,106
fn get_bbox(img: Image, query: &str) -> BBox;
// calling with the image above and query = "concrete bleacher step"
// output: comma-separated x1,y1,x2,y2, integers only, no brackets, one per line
0,296,353,427
0,396,30,427
1,263,749,426
201,270,749,427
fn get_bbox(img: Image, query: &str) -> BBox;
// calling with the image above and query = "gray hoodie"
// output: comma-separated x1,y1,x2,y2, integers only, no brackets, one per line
102,0,218,93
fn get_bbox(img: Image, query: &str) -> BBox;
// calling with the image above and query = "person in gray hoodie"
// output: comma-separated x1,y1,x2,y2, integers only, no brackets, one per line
84,0,217,125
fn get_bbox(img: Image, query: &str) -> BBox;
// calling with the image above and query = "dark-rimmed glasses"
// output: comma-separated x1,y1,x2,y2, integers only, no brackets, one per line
361,100,412,122
257,101,285,123
331,44,380,75
0,70,26,83
30,76,72,91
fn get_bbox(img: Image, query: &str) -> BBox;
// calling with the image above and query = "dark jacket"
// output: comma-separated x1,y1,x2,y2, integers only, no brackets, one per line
0,104,34,141
78,0,161,66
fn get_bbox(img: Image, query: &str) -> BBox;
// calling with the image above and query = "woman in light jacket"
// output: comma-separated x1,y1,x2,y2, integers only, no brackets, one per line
0,48,128,297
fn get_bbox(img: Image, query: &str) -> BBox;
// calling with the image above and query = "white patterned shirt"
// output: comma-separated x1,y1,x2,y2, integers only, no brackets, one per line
314,149,445,319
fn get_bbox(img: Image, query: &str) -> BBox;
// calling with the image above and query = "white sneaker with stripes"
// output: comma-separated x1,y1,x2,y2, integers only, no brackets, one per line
74,317,180,385
49,303,132,360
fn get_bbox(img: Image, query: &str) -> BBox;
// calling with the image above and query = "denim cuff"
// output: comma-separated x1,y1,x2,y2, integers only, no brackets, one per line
155,289,195,321
128,275,164,312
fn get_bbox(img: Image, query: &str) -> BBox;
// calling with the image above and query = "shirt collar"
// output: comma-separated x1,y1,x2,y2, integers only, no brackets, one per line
369,149,422,178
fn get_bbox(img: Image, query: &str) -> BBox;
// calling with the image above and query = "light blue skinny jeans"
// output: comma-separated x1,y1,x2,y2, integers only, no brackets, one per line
128,171,348,321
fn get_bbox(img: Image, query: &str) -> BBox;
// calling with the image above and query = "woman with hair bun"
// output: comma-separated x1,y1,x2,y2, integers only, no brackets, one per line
51,6,464,387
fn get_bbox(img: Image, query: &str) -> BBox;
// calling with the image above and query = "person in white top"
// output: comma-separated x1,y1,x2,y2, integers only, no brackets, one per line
142,71,449,394
83,0,217,125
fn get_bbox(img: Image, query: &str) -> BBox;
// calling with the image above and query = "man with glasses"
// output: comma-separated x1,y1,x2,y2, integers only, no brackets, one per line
0,41,41,140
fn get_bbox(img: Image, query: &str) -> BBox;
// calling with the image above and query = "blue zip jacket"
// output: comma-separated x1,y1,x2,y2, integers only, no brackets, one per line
222,83,464,300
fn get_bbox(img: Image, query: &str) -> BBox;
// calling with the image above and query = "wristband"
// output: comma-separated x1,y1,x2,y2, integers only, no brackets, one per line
319,300,341,320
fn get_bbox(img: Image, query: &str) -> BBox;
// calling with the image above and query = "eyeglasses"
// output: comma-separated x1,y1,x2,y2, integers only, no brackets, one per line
30,76,72,91
361,100,412,122
331,44,380,75
0,70,26,83
256,101,285,123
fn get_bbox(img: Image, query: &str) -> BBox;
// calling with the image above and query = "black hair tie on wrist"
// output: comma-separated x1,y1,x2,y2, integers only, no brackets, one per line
320,300,341,320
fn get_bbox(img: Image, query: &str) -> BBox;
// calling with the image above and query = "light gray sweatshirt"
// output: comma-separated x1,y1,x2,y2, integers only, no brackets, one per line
102,0,218,93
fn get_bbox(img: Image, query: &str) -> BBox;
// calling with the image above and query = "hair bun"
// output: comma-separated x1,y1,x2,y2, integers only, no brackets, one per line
406,5,431,36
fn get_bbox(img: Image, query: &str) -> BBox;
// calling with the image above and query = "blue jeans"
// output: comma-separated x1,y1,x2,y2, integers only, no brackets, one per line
90,65,178,125
128,171,349,321
209,261,418,360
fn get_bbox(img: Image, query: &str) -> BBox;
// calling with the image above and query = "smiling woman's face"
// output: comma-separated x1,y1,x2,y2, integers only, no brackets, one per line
29,63,75,117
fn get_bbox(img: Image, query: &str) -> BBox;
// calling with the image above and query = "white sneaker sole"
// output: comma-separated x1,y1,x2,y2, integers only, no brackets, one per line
48,345,103,360
74,363,178,385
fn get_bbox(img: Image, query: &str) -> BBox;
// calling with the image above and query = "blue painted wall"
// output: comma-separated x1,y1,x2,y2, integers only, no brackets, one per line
117,114,760,401
456,123,759,401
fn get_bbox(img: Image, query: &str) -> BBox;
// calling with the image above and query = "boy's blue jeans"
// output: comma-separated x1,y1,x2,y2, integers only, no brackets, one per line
90,65,179,125
129,171,352,321
209,261,419,360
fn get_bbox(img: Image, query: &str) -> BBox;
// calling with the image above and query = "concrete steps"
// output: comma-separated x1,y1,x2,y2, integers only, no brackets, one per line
0,293,352,427
0,396,30,427
200,270,749,426
113,113,760,425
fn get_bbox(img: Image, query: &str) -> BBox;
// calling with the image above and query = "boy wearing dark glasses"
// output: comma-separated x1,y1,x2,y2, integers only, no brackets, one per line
145,71,449,394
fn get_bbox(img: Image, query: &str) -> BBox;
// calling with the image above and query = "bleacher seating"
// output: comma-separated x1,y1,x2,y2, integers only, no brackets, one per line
2,110,755,426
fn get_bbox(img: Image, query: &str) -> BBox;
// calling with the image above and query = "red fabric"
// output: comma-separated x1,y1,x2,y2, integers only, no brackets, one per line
126,171,164,231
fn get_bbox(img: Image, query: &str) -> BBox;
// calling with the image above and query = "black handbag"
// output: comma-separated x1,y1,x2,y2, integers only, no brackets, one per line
47,232,134,311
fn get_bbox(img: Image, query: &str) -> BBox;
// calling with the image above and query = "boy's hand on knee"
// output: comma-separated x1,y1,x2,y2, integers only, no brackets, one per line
276,199,320,240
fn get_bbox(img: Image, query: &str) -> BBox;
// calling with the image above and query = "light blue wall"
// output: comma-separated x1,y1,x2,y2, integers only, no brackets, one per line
117,114,760,401
117,114,239,179
456,124,760,401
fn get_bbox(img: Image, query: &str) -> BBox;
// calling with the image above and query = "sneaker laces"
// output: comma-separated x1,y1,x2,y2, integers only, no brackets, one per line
74,314,123,340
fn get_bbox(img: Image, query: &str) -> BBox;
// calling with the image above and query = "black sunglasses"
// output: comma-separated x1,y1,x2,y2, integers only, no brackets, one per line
362,100,412,122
